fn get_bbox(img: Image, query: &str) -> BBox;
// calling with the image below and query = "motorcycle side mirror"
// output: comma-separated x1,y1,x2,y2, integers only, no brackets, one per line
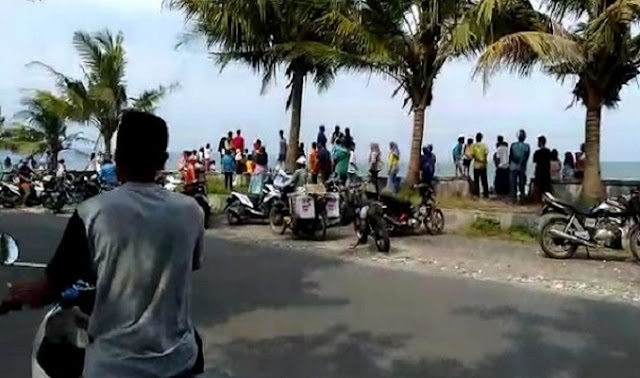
0,233,20,266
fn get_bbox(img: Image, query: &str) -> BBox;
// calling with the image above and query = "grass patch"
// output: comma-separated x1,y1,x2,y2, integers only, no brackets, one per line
205,175,249,195
463,217,536,243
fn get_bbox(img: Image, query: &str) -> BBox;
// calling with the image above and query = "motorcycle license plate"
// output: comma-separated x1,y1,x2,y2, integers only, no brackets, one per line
584,218,596,227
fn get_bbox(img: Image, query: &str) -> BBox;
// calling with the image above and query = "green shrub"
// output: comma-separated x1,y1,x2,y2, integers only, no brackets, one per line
467,217,502,237
206,175,249,195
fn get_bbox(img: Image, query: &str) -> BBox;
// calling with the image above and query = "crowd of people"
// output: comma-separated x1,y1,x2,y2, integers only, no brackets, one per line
451,129,587,201
178,124,440,196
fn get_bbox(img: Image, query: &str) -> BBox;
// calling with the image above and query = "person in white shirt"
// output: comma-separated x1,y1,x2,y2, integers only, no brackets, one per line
203,143,212,172
347,149,359,186
493,136,510,196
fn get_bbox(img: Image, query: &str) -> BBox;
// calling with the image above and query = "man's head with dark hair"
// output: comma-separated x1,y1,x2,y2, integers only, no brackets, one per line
115,111,168,183
312,142,317,149
476,132,483,142
497,135,504,144
319,125,325,132
236,129,241,136
538,135,547,147
227,131,233,138
279,130,284,138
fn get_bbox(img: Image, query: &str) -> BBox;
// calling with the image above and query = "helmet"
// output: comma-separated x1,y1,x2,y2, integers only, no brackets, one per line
296,156,307,165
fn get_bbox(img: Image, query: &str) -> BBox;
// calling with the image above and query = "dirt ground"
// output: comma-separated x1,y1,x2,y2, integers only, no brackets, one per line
210,218,640,306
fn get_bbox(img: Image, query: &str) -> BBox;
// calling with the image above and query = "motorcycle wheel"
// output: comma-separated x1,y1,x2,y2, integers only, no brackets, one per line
226,200,241,226
425,208,445,235
269,207,287,235
0,191,18,208
313,214,328,241
43,194,65,213
628,227,640,263
539,216,578,259
353,216,367,243
194,196,211,229
371,215,390,253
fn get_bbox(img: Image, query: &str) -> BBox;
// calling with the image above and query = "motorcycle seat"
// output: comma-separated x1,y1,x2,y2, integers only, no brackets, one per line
544,193,595,215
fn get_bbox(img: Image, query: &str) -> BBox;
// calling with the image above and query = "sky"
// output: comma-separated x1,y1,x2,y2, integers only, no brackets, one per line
1,0,639,162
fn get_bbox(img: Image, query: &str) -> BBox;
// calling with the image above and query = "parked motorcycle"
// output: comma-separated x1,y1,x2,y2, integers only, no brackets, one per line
538,191,640,260
0,233,224,378
0,171,49,209
225,181,281,225
354,201,390,252
363,183,445,235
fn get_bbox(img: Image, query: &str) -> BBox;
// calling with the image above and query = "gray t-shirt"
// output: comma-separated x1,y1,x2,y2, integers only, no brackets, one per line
46,182,204,378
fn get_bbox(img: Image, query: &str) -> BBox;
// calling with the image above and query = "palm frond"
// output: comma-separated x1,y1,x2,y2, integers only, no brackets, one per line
130,83,180,113
475,31,584,86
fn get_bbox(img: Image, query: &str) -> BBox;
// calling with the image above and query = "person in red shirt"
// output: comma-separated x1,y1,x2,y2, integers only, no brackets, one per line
232,129,245,151
183,153,197,185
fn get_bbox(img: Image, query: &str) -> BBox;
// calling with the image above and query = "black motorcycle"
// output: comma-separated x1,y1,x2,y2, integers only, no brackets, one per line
183,182,212,229
539,191,640,260
354,201,390,252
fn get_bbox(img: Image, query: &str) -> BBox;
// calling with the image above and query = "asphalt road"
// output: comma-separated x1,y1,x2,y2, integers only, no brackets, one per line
1,213,640,378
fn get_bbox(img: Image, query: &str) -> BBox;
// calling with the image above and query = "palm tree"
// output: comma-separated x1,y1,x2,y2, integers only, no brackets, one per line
463,0,640,203
32,30,176,156
324,0,470,184
14,91,70,167
329,0,548,185
166,0,341,170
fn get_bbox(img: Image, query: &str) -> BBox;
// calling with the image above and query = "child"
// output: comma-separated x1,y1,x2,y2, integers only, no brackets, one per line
463,138,474,177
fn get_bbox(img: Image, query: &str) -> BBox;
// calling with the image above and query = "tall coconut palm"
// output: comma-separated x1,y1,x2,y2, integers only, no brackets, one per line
32,30,176,156
324,0,470,184
166,0,343,170
463,0,640,203
329,0,547,185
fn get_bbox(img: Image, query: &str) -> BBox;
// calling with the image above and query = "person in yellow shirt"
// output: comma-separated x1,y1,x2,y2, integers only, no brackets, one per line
471,132,489,198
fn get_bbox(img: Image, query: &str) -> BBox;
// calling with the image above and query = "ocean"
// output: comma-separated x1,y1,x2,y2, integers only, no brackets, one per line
2,149,639,181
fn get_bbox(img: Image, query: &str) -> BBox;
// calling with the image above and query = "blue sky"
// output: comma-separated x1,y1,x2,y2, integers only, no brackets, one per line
1,0,638,162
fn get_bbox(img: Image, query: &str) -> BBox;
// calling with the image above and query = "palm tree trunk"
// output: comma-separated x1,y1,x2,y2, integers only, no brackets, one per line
407,106,427,186
580,104,605,204
103,132,113,157
285,68,305,172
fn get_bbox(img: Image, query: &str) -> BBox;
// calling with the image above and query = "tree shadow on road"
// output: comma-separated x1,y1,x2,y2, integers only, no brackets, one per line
204,297,640,378
192,237,349,326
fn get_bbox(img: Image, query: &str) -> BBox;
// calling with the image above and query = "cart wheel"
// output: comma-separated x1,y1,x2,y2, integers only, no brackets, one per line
314,214,328,241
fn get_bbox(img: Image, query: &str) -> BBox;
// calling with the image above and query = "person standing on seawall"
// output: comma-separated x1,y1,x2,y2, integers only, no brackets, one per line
471,133,489,198
331,125,341,147
509,129,530,202
317,143,332,184
368,143,382,194
550,149,562,183
387,142,400,194
493,136,510,196
452,135,465,178
222,149,236,191
317,125,328,147
309,142,319,184
203,143,212,172
277,130,287,169
533,135,552,199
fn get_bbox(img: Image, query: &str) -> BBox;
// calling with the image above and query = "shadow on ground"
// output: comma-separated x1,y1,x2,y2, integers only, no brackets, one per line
208,299,640,378
191,237,349,327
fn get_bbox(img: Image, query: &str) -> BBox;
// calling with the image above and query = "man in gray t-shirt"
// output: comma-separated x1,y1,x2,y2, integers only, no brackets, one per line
3,111,204,378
